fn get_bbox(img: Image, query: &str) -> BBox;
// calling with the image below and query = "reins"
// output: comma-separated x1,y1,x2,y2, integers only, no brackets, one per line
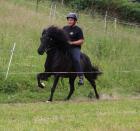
45,47,56,53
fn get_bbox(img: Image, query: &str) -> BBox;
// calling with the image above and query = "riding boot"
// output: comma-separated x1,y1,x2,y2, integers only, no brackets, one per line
78,76,84,85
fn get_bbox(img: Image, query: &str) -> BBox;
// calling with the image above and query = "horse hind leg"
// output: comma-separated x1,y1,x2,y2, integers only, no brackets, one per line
65,77,76,100
85,75,99,99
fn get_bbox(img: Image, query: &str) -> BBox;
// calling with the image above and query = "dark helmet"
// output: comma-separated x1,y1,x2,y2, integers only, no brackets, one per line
66,13,78,21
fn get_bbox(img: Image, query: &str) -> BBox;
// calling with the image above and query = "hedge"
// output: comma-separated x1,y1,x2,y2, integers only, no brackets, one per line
53,0,140,23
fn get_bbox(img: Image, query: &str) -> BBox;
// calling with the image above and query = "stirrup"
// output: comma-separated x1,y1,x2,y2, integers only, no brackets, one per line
78,78,84,85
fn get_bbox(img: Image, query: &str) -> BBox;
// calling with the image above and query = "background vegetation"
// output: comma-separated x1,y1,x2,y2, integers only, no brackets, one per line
59,0,140,23
0,0,140,103
0,0,140,130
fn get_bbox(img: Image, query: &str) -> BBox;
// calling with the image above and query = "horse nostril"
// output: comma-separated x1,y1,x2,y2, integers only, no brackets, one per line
38,48,44,55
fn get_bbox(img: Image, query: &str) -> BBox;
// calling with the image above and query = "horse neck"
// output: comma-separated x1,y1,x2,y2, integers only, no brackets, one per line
47,46,70,61
47,48,60,57
54,41,70,53
46,40,70,57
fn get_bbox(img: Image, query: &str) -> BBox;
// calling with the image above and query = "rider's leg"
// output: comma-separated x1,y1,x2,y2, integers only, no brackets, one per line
70,47,84,85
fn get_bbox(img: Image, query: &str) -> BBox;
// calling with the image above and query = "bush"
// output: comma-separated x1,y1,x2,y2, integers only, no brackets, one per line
118,2,140,22
67,0,92,10
55,0,140,23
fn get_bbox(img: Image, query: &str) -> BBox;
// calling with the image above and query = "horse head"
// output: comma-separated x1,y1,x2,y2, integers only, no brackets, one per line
38,26,69,55
38,27,55,55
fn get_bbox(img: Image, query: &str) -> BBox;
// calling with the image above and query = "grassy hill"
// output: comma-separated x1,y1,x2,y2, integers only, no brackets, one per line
0,0,140,103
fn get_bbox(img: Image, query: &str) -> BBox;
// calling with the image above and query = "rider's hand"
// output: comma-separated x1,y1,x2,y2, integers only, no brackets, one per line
69,41,73,45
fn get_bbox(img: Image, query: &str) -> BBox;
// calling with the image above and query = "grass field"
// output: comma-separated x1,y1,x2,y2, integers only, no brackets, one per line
0,0,140,101
0,99,140,131
0,0,140,130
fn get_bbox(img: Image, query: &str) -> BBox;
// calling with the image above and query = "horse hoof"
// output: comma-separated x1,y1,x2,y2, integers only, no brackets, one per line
47,98,52,102
64,98,69,101
38,86,44,89
41,82,45,87
46,100,52,103
96,95,100,99
38,83,45,89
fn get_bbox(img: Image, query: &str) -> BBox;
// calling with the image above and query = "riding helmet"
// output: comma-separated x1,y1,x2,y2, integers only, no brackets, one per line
66,13,78,21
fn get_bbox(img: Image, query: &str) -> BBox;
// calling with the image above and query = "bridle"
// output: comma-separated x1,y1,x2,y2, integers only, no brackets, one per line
45,46,56,53
44,37,57,53
42,33,66,53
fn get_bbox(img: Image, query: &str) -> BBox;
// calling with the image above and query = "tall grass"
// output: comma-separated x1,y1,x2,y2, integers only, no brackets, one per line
0,0,140,103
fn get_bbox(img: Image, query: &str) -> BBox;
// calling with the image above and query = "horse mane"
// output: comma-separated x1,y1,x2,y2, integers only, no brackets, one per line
44,26,69,47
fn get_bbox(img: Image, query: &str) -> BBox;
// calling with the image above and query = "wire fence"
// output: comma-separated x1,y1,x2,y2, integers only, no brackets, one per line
21,0,140,27
0,42,140,79
0,70,140,75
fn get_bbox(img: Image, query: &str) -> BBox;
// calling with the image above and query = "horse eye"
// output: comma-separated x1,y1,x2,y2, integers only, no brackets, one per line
46,37,53,41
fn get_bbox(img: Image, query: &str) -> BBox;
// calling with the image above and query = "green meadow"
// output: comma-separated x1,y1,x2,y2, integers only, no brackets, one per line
0,0,140,130
0,0,139,102
0,99,140,131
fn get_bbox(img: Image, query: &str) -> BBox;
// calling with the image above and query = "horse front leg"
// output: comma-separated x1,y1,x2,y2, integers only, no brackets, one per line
37,73,50,88
48,76,59,102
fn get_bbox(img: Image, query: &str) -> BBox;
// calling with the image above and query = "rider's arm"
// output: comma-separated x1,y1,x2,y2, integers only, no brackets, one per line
70,27,84,46
69,39,84,45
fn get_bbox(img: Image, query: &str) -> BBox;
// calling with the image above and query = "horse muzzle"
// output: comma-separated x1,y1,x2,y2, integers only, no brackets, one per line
38,48,45,55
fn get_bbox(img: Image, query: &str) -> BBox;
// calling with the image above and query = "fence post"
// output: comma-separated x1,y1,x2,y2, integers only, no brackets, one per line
53,4,57,21
36,0,39,12
114,18,117,32
104,11,107,32
5,43,16,80
61,0,64,5
49,3,57,23
49,4,53,23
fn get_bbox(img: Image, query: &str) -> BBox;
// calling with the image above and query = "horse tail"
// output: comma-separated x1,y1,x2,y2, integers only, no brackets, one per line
81,53,102,80
91,65,102,79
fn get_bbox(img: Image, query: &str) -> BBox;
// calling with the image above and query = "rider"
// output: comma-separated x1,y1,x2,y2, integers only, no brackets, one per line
63,12,84,85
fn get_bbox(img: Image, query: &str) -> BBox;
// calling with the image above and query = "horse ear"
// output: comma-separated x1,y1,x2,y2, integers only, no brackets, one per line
42,29,46,36
42,29,48,36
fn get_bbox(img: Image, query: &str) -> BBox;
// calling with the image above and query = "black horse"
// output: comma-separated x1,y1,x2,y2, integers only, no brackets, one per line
37,26,102,102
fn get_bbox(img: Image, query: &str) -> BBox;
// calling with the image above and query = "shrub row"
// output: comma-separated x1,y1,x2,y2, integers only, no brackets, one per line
53,0,140,23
